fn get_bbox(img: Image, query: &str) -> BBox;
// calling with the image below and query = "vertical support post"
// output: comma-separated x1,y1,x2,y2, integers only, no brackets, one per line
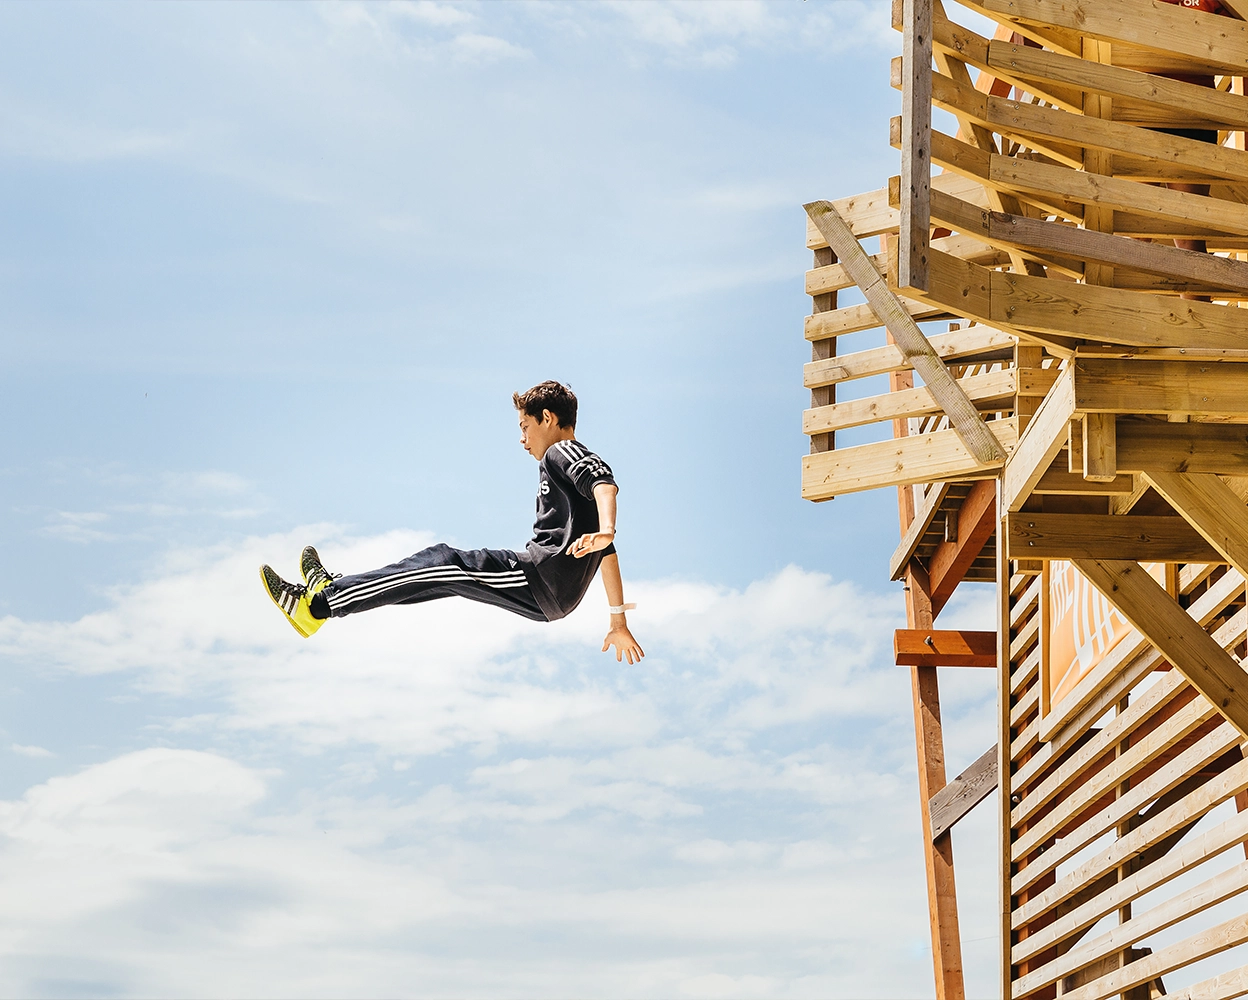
900,0,932,292
1083,413,1117,483
810,246,837,455
906,563,966,1000
997,503,1014,1000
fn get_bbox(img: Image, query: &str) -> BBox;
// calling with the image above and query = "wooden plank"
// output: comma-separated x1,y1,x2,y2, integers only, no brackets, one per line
904,566,967,1000
809,244,838,456
805,235,1005,296
995,515,1012,1000
1003,364,1075,512
1014,862,1248,997
1033,466,1134,494
1082,412,1116,482
890,482,954,581
803,367,1017,436
1144,471,1248,583
1159,965,1248,1000
1054,909,1248,1000
989,153,1248,235
929,478,998,616
935,200,1248,297
986,38,1248,129
804,201,1005,466
929,69,1248,185
801,417,1017,501
803,324,1015,390
895,629,997,667
1073,359,1248,417
900,0,933,292
805,297,946,341
1012,720,1243,894
1073,559,1248,741
1011,692,1218,863
1042,573,1246,752
929,744,997,839
1012,769,1248,961
1116,420,1248,475
1007,513,1220,561
974,0,1248,74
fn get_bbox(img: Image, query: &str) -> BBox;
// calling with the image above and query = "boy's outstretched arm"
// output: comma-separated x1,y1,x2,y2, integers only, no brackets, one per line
598,553,644,664
568,483,643,664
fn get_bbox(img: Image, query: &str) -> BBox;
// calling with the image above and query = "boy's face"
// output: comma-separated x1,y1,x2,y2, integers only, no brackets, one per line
518,409,566,460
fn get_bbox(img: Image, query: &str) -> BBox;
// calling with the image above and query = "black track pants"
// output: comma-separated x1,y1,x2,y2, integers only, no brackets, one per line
321,543,547,622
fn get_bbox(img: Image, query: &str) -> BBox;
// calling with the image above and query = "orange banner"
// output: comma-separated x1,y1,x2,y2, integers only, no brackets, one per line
1046,560,1165,709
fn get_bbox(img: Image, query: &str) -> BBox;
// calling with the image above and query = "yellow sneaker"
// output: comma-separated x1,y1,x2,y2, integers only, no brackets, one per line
259,564,324,637
300,545,338,596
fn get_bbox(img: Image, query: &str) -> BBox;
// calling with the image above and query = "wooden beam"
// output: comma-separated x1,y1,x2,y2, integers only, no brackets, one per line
803,201,1005,465
1034,465,1134,495
929,478,998,616
905,564,967,1000
1082,412,1116,483
973,0,1248,74
802,418,1017,501
986,38,1248,129
928,191,1248,296
926,69,1248,186
1007,513,1221,562
895,628,998,667
901,0,933,292
1116,420,1248,475
891,483,954,581
805,297,946,341
1073,358,1248,417
1143,471,1248,583
1004,364,1075,512
929,744,998,840
1071,558,1248,741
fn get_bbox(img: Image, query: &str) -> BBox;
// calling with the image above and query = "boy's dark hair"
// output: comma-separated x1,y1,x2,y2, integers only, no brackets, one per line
513,380,578,429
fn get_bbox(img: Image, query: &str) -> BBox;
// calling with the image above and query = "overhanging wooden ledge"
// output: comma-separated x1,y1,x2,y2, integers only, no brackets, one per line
895,629,997,667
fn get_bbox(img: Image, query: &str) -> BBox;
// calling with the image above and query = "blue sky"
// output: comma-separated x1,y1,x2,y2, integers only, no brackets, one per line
0,3,1002,997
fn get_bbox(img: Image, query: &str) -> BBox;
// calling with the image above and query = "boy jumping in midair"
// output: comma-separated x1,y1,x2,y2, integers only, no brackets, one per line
259,381,644,663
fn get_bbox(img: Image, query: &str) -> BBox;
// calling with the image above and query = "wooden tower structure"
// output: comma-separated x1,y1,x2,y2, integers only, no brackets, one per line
803,1,1248,996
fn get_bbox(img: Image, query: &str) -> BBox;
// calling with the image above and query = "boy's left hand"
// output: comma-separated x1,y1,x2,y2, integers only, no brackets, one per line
568,531,614,558
603,625,644,664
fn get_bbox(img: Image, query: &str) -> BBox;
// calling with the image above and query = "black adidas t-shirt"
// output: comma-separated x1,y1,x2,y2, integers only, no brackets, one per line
516,438,617,621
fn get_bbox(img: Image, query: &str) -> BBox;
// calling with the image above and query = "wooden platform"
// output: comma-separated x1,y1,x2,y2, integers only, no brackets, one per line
803,1,1248,996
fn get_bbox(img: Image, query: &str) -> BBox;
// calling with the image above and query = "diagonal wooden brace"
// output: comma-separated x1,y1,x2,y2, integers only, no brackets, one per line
803,200,1005,466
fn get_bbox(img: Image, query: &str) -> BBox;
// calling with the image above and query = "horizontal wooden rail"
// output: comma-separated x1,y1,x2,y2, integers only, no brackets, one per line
895,629,997,666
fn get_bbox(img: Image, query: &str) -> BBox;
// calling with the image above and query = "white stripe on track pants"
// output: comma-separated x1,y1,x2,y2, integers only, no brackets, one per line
322,543,547,622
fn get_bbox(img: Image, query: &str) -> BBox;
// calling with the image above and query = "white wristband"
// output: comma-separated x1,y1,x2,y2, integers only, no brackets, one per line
609,603,636,615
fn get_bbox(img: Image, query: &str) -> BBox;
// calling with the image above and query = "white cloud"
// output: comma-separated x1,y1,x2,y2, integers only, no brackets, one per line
10,744,54,758
0,530,1003,995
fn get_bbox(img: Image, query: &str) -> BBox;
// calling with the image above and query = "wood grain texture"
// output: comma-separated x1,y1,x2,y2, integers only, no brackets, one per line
929,743,998,839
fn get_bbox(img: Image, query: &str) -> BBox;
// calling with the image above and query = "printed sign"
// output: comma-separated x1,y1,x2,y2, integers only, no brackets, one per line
1045,560,1166,710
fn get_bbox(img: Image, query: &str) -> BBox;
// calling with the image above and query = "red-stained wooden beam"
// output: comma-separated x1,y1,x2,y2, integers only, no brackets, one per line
895,629,998,667
928,478,997,617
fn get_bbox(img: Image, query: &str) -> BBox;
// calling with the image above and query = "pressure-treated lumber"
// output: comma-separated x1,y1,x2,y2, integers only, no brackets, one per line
802,417,1018,500
1006,513,1219,561
900,0,933,292
1143,471,1248,584
1073,359,1248,417
895,629,997,667
805,298,946,341
804,201,1004,465
1071,559,1248,742
929,744,998,839
1158,965,1248,1000
1081,412,1115,482
890,483,954,581
1033,466,1134,494
929,478,997,616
